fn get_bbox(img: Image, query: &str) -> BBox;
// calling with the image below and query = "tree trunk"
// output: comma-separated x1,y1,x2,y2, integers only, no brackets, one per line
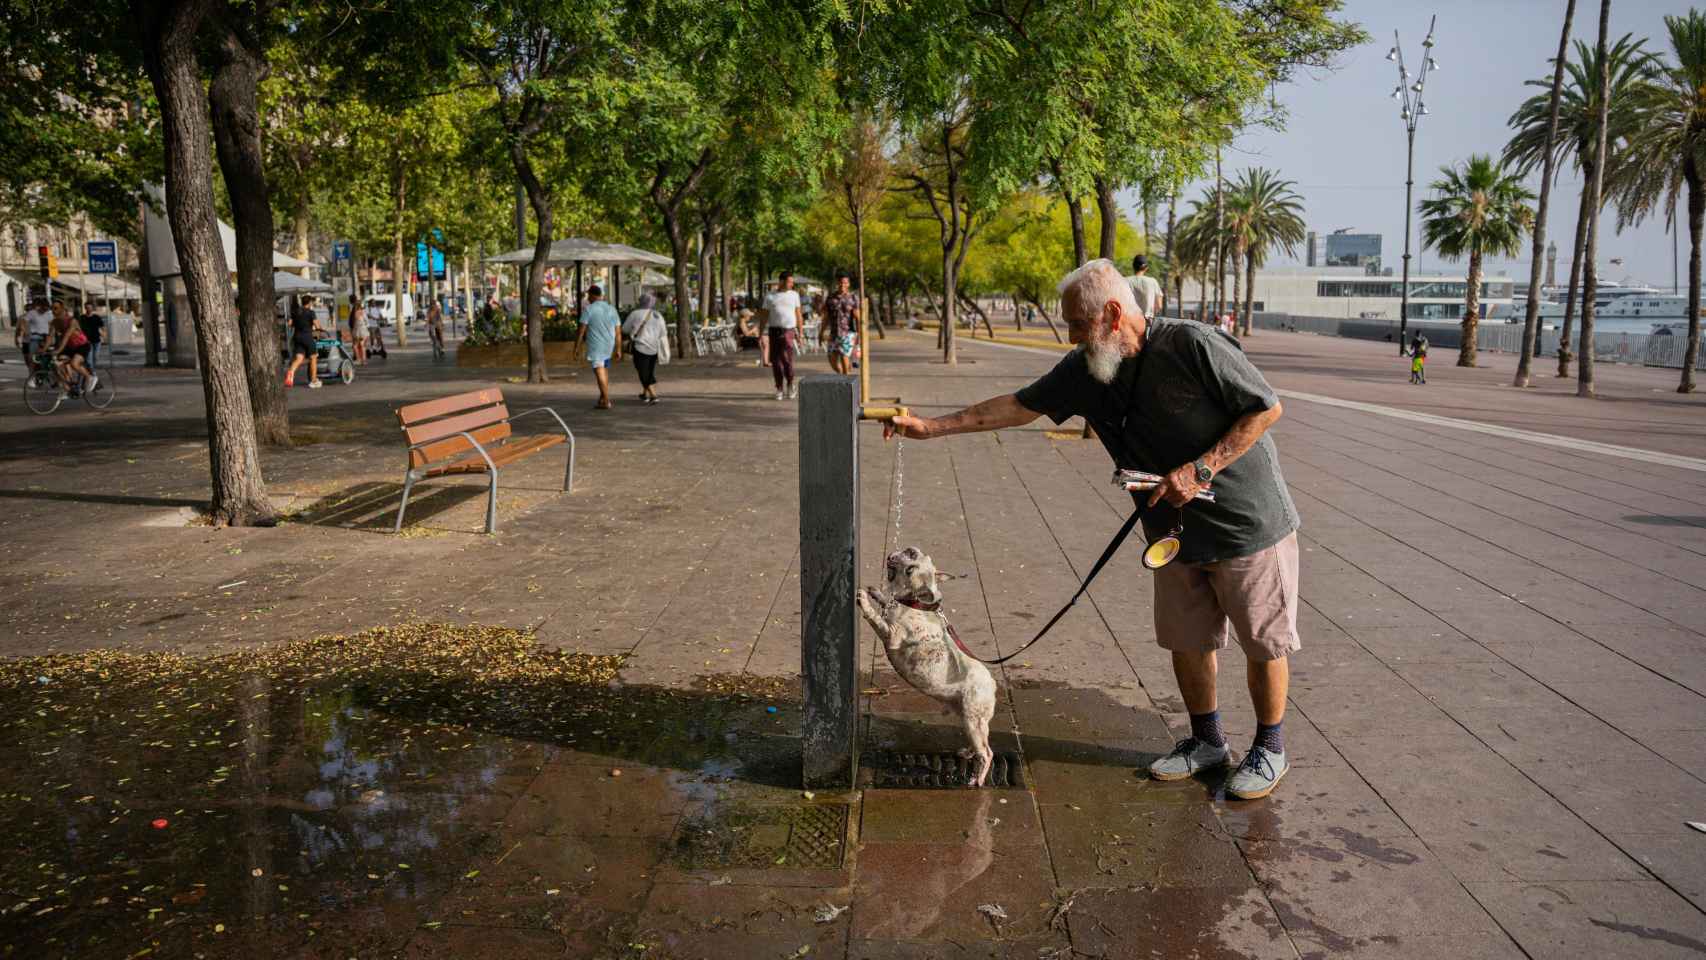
1557,178,1591,376
1094,176,1118,260
1516,0,1578,388
207,25,289,447
1678,157,1702,392
1577,0,1612,398
135,0,273,526
511,141,552,383
958,290,995,338
1066,196,1087,266
1242,249,1257,336
651,152,713,359
1163,193,1177,317
392,157,408,346
1459,252,1483,367
697,217,714,325
1213,148,1226,318
663,210,691,356
290,205,310,262
1024,294,1064,342
1230,238,1244,335
719,231,731,321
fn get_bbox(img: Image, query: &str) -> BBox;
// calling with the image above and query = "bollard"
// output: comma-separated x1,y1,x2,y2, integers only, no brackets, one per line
799,375,860,789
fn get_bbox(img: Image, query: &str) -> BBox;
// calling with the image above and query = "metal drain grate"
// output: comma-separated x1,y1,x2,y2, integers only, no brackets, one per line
670,802,849,870
864,750,1026,789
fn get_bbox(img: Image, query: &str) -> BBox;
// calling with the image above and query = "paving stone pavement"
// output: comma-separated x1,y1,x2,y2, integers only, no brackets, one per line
1,327,1704,959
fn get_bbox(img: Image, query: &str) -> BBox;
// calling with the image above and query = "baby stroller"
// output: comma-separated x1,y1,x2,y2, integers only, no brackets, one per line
280,335,358,384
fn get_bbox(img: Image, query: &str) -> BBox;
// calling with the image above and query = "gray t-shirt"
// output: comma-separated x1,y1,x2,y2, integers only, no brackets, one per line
1014,318,1299,563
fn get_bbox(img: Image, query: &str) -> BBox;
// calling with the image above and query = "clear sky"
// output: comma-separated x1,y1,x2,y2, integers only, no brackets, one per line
1130,0,1691,289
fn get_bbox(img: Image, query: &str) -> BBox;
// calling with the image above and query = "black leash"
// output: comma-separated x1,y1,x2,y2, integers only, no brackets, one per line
945,507,1144,666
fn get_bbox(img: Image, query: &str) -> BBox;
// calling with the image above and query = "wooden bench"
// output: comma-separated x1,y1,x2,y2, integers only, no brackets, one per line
394,388,574,534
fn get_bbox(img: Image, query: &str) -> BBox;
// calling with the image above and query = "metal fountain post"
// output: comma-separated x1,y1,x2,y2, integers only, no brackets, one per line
1388,17,1439,354
799,376,861,789
799,373,911,790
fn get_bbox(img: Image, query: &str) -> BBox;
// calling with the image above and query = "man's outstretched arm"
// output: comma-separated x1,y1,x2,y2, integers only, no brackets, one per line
883,394,1041,440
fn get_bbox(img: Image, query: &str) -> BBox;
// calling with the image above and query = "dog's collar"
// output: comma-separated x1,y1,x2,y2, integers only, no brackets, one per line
895,595,941,613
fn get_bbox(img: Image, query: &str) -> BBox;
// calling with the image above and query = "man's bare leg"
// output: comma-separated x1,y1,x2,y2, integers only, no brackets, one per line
594,366,610,406
1247,656,1288,725
1150,649,1230,779
1171,650,1218,715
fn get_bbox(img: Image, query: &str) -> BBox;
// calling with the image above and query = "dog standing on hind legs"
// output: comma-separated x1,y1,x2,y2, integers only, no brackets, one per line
856,547,998,786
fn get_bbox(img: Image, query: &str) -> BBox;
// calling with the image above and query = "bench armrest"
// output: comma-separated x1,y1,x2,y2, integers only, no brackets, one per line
505,406,575,493
450,430,499,473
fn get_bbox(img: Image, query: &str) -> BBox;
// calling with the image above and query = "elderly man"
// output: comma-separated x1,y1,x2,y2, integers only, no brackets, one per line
884,259,1300,800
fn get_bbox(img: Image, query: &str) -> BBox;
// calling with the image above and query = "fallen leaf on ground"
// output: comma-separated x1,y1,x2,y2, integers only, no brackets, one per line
977,903,1007,922
813,904,847,923
1688,821,1706,834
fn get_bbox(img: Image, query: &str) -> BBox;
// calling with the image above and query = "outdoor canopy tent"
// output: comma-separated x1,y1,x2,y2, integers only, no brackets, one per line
40,272,144,300
485,236,674,313
483,237,673,268
273,272,332,295
142,184,318,279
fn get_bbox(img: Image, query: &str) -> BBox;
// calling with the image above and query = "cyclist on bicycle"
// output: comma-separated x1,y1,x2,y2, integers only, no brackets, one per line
427,299,446,357
48,303,96,397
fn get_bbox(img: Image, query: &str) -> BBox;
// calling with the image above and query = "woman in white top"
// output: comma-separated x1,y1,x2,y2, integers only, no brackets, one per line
347,294,369,364
622,293,670,404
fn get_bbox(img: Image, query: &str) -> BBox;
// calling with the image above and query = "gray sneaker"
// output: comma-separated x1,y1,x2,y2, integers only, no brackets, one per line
1148,737,1230,781
1225,745,1289,800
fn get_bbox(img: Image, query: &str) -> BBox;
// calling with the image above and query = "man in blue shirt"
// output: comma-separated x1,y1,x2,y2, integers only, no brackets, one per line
576,285,623,409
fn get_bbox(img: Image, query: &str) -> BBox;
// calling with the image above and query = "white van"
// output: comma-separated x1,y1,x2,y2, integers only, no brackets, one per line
364,294,415,327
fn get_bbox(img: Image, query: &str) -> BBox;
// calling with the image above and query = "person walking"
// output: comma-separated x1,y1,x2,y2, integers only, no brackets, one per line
77,302,106,370
622,292,669,404
1408,332,1429,384
426,299,446,359
1126,254,1165,319
576,284,622,410
16,297,53,364
763,271,802,399
884,259,1301,801
283,295,323,389
348,295,369,364
821,271,859,376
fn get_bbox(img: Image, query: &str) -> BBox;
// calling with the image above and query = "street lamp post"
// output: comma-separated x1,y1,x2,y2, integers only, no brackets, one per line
1388,17,1439,354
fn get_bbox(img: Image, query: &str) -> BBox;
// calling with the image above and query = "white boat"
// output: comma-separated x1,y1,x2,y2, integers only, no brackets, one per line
1599,294,1702,322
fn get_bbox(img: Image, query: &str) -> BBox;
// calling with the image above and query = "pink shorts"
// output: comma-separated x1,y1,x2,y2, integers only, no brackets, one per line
1152,532,1300,661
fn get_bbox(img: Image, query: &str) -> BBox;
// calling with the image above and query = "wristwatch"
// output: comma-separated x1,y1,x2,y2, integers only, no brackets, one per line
1192,459,1213,484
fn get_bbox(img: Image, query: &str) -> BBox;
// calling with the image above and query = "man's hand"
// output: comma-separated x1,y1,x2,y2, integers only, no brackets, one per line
1148,461,1207,507
883,414,933,440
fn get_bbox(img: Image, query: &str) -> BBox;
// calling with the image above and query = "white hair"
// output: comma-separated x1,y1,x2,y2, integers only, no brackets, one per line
1057,258,1139,326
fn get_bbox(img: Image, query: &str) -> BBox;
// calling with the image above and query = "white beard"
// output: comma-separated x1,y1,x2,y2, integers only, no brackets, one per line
1085,335,1121,384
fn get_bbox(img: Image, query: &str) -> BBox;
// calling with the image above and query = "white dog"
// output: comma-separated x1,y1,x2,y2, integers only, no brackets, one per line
856,546,998,786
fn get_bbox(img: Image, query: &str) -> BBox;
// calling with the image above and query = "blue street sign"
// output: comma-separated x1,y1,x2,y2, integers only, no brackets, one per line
332,240,352,263
415,240,446,280
87,240,118,274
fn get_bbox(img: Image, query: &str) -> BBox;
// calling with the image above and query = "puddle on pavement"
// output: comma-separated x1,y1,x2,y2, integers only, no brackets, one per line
0,623,799,958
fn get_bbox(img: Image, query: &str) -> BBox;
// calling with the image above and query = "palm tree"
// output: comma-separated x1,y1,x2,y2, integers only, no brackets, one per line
1610,10,1706,393
1171,199,1219,320
1419,155,1536,367
1228,168,1306,336
1512,0,1577,389
1504,35,1658,375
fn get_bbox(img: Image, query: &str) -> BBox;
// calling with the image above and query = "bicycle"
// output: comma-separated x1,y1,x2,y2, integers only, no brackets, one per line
23,351,115,415
429,327,447,361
